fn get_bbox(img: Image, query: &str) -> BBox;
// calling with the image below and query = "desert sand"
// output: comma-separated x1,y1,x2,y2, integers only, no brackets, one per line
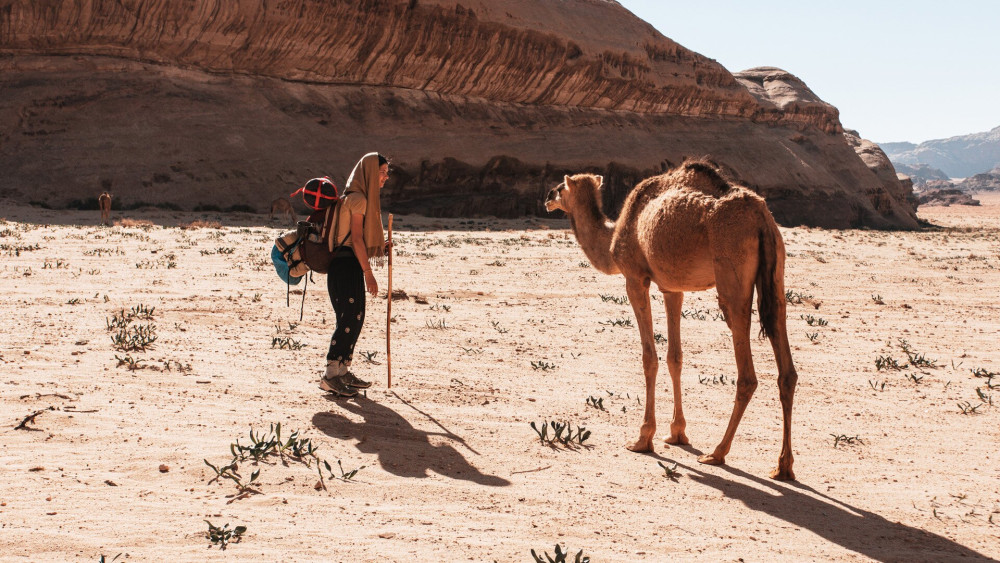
1,195,998,561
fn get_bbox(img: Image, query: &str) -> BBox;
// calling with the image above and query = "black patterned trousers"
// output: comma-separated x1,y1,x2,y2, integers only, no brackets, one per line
326,250,366,368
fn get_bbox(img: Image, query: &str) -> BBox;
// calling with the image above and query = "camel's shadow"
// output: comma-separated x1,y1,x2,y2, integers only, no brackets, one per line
312,393,510,487
654,457,992,562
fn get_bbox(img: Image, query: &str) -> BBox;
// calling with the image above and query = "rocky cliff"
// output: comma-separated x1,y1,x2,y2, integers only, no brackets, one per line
0,0,917,228
843,130,918,224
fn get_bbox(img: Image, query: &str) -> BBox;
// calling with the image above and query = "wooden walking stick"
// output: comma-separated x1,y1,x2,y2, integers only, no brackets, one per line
386,214,393,388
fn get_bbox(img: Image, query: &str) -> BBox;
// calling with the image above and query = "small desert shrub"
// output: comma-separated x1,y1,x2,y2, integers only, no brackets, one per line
785,289,813,304
658,461,681,480
530,420,591,448
204,423,363,498
425,318,448,329
205,521,246,550
875,354,906,371
531,544,590,563
897,339,937,368
831,434,863,448
271,336,305,350
800,314,828,326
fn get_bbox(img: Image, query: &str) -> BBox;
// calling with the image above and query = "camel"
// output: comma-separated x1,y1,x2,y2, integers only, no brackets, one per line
98,192,112,225
545,159,798,480
269,197,296,225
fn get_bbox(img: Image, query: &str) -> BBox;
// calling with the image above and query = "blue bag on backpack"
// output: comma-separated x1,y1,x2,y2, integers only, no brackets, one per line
271,244,303,286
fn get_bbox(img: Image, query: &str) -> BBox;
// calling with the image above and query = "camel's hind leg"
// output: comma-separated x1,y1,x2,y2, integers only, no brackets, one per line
698,264,757,466
625,276,658,453
662,291,689,445
767,293,798,480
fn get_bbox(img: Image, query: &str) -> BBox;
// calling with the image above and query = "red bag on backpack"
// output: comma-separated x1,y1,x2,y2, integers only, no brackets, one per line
290,177,338,210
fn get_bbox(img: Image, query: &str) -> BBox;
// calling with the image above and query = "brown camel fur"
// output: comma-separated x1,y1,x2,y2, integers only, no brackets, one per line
545,159,798,480
98,192,112,226
269,197,296,225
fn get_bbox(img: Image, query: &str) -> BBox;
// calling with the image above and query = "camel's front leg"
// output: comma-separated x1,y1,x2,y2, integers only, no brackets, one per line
625,277,657,453
662,291,689,445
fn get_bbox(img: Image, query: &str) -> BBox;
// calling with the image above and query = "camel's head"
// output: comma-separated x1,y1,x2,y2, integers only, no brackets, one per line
545,174,602,213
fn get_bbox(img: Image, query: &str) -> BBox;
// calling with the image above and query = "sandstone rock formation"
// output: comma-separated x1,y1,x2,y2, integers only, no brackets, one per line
917,189,980,207
916,170,1000,195
842,129,919,227
0,0,917,228
956,172,1000,192
921,180,958,191
733,67,843,134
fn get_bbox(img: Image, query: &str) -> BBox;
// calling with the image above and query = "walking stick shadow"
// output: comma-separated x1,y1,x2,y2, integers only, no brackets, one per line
673,462,991,561
312,395,510,487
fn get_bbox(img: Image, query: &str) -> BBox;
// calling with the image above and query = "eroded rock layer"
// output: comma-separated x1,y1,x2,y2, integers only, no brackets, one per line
0,0,917,228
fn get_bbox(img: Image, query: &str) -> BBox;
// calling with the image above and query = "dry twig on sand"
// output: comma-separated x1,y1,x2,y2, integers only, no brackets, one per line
18,392,72,400
14,406,54,430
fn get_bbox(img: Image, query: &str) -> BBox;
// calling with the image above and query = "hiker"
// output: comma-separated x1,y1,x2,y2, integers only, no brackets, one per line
320,152,391,397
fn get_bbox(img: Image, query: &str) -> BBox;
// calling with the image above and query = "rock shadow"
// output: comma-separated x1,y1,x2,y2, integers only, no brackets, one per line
312,394,510,487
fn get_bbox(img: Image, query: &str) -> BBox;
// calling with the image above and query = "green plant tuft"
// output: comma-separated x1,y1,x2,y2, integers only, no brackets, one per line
531,544,590,563
205,520,246,549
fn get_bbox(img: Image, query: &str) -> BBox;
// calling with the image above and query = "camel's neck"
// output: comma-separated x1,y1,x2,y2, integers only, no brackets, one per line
568,188,620,275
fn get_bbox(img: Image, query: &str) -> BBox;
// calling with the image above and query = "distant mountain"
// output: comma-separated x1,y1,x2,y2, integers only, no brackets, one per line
892,163,949,185
881,141,917,154
882,126,1000,178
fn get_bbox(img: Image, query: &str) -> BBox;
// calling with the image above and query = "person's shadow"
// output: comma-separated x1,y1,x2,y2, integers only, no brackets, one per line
655,446,992,562
312,393,510,487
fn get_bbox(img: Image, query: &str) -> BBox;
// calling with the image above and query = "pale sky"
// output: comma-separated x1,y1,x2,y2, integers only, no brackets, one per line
616,1,1000,144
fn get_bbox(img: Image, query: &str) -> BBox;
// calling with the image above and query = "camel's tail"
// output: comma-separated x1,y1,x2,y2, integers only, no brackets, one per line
755,218,783,341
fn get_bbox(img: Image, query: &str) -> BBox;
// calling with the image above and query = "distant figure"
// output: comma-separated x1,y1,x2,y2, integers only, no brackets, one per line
269,197,296,225
98,192,112,225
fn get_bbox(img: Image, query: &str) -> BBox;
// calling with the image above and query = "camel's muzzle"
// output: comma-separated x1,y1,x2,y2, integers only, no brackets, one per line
544,185,564,212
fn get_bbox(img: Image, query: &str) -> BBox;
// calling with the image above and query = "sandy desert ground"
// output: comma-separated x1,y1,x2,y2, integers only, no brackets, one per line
1,194,999,561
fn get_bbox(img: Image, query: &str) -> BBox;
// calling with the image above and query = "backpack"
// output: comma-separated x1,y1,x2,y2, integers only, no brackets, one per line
290,177,339,210
271,189,349,319
273,209,331,279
